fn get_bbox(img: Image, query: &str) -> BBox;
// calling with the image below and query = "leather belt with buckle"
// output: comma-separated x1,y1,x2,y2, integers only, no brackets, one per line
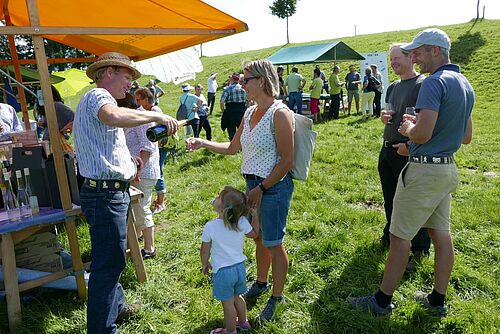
243,174,263,181
383,141,406,148
409,156,454,164
84,178,130,191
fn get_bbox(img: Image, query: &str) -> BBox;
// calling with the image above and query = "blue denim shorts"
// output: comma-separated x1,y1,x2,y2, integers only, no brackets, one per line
212,261,247,301
246,173,294,247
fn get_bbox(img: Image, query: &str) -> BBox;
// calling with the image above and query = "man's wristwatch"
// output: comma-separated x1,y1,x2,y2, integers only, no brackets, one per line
258,182,267,193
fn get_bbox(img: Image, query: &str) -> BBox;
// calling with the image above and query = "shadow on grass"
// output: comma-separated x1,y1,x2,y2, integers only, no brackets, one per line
0,289,85,334
347,116,371,126
450,31,486,65
187,318,232,334
178,151,223,172
309,241,443,333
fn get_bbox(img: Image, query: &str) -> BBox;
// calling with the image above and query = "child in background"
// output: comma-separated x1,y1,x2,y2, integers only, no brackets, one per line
201,186,260,334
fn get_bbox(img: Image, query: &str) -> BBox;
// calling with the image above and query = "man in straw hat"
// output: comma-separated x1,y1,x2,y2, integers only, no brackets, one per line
73,52,178,333
348,28,474,317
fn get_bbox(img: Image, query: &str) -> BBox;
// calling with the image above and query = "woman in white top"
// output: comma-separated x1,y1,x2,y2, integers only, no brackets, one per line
187,59,294,322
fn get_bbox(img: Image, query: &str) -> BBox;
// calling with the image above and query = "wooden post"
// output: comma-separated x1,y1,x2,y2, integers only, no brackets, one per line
26,0,86,298
3,3,30,129
1,234,22,333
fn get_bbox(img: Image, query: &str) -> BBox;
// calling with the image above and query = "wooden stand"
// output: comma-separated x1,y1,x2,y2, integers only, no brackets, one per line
0,187,147,332
127,186,147,283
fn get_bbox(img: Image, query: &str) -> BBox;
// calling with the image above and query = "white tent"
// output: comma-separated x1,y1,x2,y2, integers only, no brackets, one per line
135,46,203,84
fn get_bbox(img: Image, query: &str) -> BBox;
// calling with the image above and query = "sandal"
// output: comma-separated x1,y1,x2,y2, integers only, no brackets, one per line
209,328,236,334
209,328,225,334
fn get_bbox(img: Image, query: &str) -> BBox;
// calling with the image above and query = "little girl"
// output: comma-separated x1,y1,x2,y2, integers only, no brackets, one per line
200,186,260,334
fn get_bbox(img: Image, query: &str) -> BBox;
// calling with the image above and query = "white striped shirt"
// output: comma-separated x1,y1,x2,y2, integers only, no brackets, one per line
74,88,136,181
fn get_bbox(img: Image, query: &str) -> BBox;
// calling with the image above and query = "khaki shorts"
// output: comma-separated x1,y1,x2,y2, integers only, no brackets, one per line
390,162,459,240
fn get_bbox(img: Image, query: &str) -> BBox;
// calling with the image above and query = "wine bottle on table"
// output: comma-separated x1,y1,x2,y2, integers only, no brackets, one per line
15,170,32,218
4,172,21,221
24,168,39,214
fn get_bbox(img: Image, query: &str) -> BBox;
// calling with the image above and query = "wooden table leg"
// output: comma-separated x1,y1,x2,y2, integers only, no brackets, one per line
1,234,22,332
127,207,147,283
65,216,87,299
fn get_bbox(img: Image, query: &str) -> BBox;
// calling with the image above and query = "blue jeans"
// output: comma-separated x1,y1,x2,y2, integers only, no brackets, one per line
80,184,130,334
155,148,169,193
288,92,303,114
246,174,294,247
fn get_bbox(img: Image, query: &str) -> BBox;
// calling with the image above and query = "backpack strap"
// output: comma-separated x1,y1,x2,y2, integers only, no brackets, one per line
270,100,295,137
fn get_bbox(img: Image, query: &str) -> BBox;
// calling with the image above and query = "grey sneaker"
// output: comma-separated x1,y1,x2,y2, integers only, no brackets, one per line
346,295,394,316
258,297,283,322
243,282,270,300
415,291,448,317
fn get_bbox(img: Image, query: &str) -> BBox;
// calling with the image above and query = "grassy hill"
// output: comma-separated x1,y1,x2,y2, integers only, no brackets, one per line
2,20,498,334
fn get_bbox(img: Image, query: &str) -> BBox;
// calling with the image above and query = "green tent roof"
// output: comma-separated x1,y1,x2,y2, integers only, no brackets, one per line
268,41,365,65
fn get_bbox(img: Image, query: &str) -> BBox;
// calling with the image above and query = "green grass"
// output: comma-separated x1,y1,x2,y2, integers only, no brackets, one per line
1,19,499,334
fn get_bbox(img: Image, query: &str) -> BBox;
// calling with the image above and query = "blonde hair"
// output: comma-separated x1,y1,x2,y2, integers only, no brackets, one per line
243,59,279,98
219,186,248,231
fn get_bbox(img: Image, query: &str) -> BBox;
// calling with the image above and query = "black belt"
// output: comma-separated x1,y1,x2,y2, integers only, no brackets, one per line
243,174,263,181
84,178,130,191
383,141,406,148
409,156,454,164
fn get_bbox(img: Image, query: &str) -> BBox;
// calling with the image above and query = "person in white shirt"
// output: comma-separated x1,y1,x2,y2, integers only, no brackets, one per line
207,73,218,115
0,103,23,142
201,186,259,334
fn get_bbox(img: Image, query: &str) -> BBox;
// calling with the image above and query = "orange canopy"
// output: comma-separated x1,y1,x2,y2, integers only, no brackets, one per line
0,0,248,60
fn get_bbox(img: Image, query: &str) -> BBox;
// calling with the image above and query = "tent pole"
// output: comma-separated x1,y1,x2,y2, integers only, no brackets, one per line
26,0,87,300
4,2,30,129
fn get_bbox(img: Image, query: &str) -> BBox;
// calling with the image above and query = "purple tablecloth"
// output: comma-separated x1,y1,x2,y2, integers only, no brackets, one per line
0,207,71,234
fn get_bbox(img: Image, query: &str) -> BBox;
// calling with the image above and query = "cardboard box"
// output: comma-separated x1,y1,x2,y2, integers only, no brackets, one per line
13,232,59,261
11,130,39,146
16,253,63,273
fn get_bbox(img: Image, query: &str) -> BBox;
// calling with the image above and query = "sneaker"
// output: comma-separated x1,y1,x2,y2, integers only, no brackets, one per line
141,248,157,259
242,282,271,300
152,204,165,215
116,303,140,323
257,297,283,322
415,291,448,317
236,320,251,331
346,295,394,316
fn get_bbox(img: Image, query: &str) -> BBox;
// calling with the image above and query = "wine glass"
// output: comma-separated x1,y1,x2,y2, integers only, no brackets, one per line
384,103,396,124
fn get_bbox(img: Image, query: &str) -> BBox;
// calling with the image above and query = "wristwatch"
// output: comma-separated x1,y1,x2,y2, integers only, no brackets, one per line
258,182,267,193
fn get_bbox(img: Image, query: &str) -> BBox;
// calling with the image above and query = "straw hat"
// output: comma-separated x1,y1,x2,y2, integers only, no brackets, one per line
86,52,141,81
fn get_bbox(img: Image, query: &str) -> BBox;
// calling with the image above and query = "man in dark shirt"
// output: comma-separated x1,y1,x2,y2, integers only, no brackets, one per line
378,44,430,272
345,64,361,115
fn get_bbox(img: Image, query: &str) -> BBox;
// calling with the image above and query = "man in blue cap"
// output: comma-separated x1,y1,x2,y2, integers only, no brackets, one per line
347,28,474,317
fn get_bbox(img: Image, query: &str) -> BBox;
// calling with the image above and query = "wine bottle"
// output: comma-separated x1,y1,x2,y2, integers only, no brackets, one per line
146,119,190,142
15,170,32,218
4,172,21,221
24,168,39,214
